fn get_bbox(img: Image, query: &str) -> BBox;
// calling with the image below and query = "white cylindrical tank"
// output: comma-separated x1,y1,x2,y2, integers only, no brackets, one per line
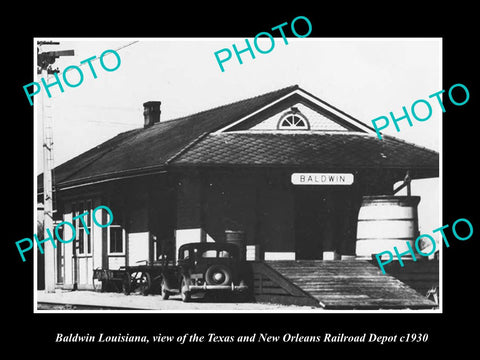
355,195,420,259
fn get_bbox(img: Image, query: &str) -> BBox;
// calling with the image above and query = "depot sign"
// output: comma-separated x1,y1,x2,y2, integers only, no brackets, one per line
291,173,354,185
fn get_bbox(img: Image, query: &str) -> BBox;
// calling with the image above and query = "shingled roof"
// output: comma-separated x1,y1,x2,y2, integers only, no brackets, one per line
39,84,439,191
41,85,301,190
168,132,439,178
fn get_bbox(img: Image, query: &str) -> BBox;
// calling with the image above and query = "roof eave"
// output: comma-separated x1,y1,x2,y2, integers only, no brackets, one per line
38,165,168,194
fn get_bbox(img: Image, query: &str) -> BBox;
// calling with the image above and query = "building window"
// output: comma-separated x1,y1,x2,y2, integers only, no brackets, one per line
109,226,124,254
78,222,84,254
277,108,310,130
73,200,92,256
108,205,124,255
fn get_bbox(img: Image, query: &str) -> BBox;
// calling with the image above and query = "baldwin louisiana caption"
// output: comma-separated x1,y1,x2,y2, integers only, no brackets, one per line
55,332,428,344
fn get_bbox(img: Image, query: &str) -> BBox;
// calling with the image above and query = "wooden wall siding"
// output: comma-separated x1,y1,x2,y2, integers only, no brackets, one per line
249,102,348,131
203,171,257,244
257,182,295,254
201,170,295,254
148,183,176,260
256,260,437,309
177,173,203,229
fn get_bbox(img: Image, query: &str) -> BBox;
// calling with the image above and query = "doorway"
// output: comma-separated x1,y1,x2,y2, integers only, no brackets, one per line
294,190,328,260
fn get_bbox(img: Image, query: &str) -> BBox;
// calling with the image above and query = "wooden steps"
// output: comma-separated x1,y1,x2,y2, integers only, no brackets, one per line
382,260,439,297
251,260,437,310
250,262,320,307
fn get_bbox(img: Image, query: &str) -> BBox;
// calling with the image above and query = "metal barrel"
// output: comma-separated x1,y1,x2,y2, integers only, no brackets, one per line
225,230,246,260
355,195,421,259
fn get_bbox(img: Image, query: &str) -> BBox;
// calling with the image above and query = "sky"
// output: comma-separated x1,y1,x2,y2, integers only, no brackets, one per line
34,37,442,236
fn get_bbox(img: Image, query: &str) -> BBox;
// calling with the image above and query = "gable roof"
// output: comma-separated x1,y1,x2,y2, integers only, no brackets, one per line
40,85,301,190
215,86,376,134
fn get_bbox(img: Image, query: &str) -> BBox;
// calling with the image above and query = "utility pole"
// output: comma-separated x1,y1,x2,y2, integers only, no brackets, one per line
37,41,74,293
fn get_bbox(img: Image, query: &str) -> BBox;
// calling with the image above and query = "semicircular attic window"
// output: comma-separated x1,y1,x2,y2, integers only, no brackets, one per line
277,109,310,130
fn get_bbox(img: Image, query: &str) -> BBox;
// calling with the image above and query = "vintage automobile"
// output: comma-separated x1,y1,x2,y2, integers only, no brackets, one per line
161,242,249,302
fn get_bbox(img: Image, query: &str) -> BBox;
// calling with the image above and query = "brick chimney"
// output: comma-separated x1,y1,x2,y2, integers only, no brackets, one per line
143,101,161,128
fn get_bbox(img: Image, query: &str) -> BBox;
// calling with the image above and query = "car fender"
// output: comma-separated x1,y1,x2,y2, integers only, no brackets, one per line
161,270,180,291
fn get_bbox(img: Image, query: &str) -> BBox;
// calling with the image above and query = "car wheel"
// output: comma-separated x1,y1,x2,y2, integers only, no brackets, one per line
139,272,151,296
92,274,103,292
205,265,232,286
181,277,191,302
160,278,170,300
122,273,131,295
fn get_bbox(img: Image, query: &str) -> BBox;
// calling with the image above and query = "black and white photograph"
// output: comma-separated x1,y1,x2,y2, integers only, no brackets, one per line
33,37,442,313
7,8,478,353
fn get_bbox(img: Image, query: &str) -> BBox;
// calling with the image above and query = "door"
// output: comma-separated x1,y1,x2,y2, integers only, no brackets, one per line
294,190,327,260
56,241,64,284
72,201,93,289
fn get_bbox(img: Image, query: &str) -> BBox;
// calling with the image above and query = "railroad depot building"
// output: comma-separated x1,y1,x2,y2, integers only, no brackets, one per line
38,85,439,308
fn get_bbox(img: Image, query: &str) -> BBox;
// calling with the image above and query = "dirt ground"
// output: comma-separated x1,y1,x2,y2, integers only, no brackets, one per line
36,290,320,312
